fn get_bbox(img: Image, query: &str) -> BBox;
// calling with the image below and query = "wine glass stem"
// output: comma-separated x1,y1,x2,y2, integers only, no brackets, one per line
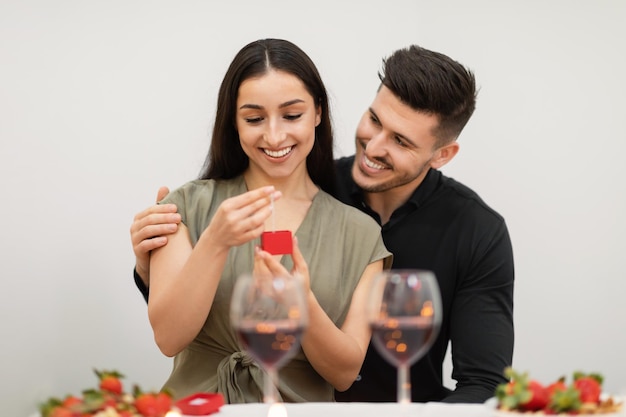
264,367,279,404
397,364,411,404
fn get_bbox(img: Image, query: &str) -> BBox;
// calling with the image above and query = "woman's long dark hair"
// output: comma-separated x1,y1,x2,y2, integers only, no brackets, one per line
199,39,335,194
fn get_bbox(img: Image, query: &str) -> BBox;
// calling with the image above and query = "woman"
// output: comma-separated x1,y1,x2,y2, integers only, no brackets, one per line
148,38,391,403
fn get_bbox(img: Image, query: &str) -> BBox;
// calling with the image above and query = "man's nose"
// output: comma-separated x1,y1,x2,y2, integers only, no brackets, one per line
364,131,387,157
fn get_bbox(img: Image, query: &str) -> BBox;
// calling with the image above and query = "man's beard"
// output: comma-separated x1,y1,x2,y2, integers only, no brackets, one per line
352,157,431,193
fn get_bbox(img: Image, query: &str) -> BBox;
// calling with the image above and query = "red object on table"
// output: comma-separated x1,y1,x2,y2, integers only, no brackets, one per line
261,230,293,255
175,392,224,415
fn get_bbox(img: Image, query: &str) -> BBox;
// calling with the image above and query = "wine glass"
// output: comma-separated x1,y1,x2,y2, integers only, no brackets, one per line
230,273,308,404
367,269,442,404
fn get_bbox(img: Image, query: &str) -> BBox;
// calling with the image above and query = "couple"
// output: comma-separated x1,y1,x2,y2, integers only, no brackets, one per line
131,38,515,404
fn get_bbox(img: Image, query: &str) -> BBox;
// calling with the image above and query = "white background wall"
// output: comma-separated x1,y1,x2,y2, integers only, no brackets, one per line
1,1,625,415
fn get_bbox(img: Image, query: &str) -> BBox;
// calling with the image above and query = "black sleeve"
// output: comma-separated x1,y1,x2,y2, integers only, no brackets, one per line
442,219,515,403
134,268,149,303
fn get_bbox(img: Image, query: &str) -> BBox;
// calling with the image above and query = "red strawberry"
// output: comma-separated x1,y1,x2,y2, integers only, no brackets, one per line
154,392,173,415
495,368,549,412
135,394,157,417
48,407,73,417
100,376,122,394
135,392,172,417
546,377,567,397
94,369,124,395
573,372,603,404
61,395,82,408
519,379,549,411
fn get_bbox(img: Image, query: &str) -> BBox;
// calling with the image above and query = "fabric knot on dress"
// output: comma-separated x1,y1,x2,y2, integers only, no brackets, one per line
216,350,269,403
232,351,255,367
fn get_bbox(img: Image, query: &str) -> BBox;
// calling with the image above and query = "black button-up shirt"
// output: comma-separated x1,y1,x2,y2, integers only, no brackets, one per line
333,156,514,403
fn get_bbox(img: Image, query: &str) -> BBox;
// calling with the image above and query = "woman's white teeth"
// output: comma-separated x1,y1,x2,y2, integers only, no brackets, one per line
264,146,293,158
364,155,386,170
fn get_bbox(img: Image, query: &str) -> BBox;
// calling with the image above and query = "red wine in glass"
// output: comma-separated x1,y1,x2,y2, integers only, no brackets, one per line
231,274,308,404
367,270,442,404
237,320,304,369
370,316,436,366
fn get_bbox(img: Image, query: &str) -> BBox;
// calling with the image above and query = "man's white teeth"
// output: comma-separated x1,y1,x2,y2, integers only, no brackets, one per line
264,146,293,158
364,155,386,170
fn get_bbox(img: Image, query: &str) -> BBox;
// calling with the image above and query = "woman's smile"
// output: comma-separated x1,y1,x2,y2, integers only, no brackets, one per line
262,145,295,159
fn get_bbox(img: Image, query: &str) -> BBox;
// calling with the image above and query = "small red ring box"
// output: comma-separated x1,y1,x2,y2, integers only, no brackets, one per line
261,230,293,255
174,392,224,415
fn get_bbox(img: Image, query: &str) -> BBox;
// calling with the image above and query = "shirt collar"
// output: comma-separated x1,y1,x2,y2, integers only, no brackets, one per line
407,168,440,208
349,167,441,210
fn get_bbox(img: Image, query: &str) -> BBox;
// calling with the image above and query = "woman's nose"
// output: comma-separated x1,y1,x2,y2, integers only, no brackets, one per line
263,123,286,148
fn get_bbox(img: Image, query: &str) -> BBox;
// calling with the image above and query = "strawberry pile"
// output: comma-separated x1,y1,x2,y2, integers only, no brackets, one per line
495,367,622,415
39,369,173,417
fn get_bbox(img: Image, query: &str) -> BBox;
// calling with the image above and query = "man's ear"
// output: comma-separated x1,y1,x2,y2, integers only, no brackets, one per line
430,141,460,169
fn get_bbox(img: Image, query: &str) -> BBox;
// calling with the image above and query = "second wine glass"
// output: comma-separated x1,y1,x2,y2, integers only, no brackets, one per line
367,269,442,404
230,273,308,404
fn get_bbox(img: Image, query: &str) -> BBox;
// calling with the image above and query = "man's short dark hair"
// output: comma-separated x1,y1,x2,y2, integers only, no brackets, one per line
379,45,477,147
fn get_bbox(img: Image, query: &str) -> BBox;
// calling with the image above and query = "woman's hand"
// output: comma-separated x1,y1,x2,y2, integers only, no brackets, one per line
253,237,311,294
289,237,311,293
203,186,281,250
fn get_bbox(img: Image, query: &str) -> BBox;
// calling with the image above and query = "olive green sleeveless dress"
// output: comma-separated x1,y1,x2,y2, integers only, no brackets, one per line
159,176,391,403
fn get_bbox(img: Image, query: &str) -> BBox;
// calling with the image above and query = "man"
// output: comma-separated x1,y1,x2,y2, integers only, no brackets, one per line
130,45,514,403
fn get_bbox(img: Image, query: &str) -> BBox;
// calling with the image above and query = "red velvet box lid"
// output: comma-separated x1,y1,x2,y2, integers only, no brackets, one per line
175,392,224,415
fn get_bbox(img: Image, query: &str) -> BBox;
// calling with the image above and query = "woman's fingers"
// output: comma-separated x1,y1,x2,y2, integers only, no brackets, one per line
290,237,306,272
211,188,281,247
290,237,311,292
254,247,290,276
253,246,272,277
224,187,281,214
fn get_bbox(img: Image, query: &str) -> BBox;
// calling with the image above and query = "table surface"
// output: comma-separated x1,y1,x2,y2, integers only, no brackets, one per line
197,400,626,417
198,401,497,417
29,398,626,417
